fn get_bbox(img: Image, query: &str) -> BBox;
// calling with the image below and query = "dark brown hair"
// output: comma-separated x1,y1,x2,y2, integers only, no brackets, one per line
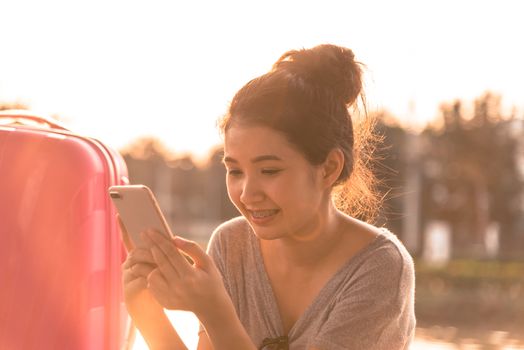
219,44,381,221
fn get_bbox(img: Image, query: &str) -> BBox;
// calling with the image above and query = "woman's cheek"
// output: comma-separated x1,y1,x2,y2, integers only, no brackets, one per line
226,179,242,208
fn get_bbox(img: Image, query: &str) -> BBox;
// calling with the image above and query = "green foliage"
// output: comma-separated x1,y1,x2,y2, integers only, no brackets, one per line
415,259,524,327
416,259,524,282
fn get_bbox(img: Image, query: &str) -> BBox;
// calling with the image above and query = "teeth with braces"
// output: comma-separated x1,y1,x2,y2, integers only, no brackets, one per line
251,210,278,218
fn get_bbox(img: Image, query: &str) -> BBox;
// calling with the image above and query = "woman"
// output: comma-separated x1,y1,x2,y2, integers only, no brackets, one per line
122,44,416,350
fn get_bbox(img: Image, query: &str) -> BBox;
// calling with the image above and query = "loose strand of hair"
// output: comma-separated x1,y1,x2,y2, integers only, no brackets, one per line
333,95,384,223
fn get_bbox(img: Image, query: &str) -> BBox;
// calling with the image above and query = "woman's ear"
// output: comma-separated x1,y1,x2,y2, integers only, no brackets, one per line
321,148,344,188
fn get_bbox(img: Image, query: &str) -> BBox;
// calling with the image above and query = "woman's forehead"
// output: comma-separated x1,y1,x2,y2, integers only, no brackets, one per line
224,125,298,159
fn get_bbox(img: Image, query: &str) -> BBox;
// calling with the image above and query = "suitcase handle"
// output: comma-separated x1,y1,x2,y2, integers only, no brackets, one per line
0,110,69,131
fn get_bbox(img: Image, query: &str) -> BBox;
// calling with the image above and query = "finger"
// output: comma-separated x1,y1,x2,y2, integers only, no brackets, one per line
138,230,155,249
117,214,135,252
173,236,209,270
147,269,172,307
140,230,161,251
147,269,170,297
128,248,156,265
123,265,142,284
149,244,182,282
122,250,155,281
131,263,156,279
145,230,191,274
122,250,154,273
122,256,137,274
127,276,148,292
123,267,136,284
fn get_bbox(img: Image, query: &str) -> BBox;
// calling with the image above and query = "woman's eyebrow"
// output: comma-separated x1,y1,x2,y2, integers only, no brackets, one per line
252,155,283,163
222,155,283,164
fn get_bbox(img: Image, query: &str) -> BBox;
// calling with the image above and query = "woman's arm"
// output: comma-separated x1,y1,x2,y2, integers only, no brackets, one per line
194,288,255,350
197,331,213,350
129,301,186,350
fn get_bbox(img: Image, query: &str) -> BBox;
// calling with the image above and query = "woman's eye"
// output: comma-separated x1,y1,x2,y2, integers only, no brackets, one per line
227,169,243,176
262,169,282,175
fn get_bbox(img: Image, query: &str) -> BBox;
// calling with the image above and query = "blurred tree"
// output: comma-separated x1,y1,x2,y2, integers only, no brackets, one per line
421,93,523,258
120,136,174,162
373,112,409,238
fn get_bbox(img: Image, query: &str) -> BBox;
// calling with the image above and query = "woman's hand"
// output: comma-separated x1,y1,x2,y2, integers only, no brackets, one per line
122,248,160,309
118,215,164,315
142,230,257,350
142,230,230,320
119,215,187,349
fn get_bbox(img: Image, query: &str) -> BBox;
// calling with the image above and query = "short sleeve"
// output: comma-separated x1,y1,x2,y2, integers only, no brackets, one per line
309,243,416,350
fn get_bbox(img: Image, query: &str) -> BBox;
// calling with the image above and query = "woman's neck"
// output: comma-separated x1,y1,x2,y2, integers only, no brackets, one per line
260,202,349,272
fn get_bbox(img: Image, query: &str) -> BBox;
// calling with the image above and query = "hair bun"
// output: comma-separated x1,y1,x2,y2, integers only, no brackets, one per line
272,44,363,106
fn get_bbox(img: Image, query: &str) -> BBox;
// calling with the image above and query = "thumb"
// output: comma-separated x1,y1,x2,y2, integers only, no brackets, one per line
173,236,209,270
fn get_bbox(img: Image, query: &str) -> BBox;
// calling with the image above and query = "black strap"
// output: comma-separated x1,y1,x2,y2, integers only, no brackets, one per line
258,335,289,350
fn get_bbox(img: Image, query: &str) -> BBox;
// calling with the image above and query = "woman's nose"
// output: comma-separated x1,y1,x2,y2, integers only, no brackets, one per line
239,177,264,205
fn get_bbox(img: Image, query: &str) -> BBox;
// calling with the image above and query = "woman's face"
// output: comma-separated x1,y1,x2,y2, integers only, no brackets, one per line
223,125,328,240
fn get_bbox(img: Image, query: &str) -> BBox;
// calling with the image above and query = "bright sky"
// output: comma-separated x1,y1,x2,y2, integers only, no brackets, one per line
1,0,523,161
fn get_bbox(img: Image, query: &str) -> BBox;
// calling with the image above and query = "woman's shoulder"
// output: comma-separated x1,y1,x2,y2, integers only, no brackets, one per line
343,215,413,269
374,228,414,269
338,216,414,286
354,226,415,293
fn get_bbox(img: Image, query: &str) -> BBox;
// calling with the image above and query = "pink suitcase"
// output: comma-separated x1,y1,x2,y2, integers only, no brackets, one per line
0,111,132,349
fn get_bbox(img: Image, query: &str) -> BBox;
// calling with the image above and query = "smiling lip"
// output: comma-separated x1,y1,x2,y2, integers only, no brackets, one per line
247,209,280,225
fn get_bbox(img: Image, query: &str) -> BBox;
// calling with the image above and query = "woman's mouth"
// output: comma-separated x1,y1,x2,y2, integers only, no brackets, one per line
248,209,280,224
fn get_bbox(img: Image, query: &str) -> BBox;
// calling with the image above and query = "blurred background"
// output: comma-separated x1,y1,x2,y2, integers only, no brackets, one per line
1,0,523,348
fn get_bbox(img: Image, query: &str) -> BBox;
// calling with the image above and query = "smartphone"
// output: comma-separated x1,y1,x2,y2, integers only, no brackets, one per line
108,185,174,248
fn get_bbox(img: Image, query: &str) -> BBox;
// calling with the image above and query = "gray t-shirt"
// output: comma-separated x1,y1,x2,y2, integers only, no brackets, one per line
202,217,416,350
